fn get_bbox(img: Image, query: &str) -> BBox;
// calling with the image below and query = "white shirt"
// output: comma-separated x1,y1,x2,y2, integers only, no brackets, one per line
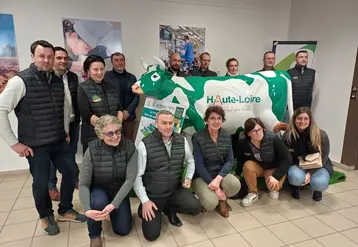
61,71,75,122
133,137,195,204
0,75,70,147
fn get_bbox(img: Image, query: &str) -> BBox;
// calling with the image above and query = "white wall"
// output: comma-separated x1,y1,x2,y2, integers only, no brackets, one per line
289,0,358,163
0,0,291,171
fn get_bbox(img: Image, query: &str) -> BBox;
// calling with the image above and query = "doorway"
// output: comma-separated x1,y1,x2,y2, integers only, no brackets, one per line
341,47,358,169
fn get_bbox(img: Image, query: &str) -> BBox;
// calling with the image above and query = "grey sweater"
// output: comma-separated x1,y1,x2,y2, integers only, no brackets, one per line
79,147,138,211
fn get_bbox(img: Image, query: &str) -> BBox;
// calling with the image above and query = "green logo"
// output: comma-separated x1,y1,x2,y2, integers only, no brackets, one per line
91,95,101,102
206,95,261,104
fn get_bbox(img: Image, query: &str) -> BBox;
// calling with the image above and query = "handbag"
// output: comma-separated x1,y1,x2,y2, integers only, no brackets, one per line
299,152,323,170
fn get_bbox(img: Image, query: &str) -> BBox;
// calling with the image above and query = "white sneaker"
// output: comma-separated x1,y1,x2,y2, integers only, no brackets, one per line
269,191,279,200
241,193,259,207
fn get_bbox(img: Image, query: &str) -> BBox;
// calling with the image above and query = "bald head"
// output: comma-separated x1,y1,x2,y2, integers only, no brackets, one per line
169,53,181,71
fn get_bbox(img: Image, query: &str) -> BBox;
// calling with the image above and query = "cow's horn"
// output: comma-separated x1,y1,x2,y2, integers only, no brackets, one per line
153,56,166,70
140,58,149,71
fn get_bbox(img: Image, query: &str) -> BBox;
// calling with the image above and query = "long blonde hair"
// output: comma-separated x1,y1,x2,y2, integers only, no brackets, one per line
285,107,321,150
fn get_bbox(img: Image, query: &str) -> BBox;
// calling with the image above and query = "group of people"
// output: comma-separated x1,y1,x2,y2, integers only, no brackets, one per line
167,50,317,113
0,39,331,247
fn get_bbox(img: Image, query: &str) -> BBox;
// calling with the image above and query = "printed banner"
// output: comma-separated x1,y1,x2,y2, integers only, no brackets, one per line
134,97,188,147
0,14,19,94
62,18,122,82
272,41,317,71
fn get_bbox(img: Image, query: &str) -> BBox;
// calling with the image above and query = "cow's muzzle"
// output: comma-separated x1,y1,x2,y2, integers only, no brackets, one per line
132,82,144,94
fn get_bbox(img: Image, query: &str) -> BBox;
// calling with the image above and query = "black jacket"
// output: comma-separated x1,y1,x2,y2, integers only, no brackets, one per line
167,68,188,77
284,129,334,177
142,129,185,199
104,69,139,121
191,68,218,77
287,65,316,110
235,131,292,180
15,64,66,147
89,138,136,196
77,78,122,146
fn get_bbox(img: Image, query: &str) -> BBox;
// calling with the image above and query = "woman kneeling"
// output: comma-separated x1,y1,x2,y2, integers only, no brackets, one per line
192,106,241,218
284,107,333,201
237,118,292,207
79,115,137,247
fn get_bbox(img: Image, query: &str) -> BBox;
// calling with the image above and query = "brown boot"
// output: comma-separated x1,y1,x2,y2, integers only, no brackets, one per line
225,200,232,211
90,237,102,247
49,189,60,201
215,200,229,218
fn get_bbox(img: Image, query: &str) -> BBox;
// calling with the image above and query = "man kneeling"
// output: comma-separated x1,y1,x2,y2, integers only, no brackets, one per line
134,110,201,241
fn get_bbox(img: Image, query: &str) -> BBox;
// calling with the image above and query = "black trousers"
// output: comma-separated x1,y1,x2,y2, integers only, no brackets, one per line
138,188,201,241
27,141,78,218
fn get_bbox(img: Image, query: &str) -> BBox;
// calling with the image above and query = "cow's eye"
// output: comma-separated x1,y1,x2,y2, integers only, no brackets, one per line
151,72,161,82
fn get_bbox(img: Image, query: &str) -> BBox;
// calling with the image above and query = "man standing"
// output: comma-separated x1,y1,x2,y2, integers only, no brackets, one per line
287,50,316,110
134,110,201,241
183,35,194,71
48,47,81,201
191,52,218,77
0,40,85,236
104,52,139,141
258,51,276,71
167,53,187,77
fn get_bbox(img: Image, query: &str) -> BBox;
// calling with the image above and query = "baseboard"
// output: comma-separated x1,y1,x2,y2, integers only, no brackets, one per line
332,161,355,171
0,169,29,176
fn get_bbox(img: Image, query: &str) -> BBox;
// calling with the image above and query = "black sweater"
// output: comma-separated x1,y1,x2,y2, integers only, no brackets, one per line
235,131,292,180
284,129,334,177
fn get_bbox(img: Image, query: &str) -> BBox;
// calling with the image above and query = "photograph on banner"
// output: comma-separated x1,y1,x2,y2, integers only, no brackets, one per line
134,97,187,147
273,41,317,71
0,14,19,94
159,25,205,75
62,18,122,82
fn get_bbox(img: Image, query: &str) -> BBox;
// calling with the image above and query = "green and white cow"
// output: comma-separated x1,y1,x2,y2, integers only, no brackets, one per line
132,57,293,137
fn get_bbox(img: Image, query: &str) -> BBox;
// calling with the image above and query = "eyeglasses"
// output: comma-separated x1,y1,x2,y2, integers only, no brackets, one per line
251,128,263,135
100,129,121,137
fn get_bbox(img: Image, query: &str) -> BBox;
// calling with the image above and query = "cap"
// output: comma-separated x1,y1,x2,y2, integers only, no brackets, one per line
74,20,112,47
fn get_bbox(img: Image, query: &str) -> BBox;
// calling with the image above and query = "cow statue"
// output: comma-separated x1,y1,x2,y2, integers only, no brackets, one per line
132,57,293,139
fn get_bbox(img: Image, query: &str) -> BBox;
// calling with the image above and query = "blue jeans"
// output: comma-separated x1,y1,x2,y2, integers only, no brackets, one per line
48,121,80,189
288,165,330,191
87,188,132,238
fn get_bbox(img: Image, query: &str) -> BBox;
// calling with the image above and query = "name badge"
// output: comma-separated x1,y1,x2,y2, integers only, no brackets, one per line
92,95,101,102
292,76,298,79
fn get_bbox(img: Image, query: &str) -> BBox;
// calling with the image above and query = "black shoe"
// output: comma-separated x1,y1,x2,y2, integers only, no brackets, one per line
312,191,322,201
291,186,300,200
166,212,183,227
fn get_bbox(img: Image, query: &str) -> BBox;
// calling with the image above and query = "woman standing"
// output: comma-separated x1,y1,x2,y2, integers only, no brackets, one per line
236,118,292,207
225,58,239,76
284,107,333,201
77,55,123,154
79,115,137,247
192,106,241,218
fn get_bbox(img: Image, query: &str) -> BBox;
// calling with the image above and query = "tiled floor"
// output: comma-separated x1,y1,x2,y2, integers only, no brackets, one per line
1,167,358,246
